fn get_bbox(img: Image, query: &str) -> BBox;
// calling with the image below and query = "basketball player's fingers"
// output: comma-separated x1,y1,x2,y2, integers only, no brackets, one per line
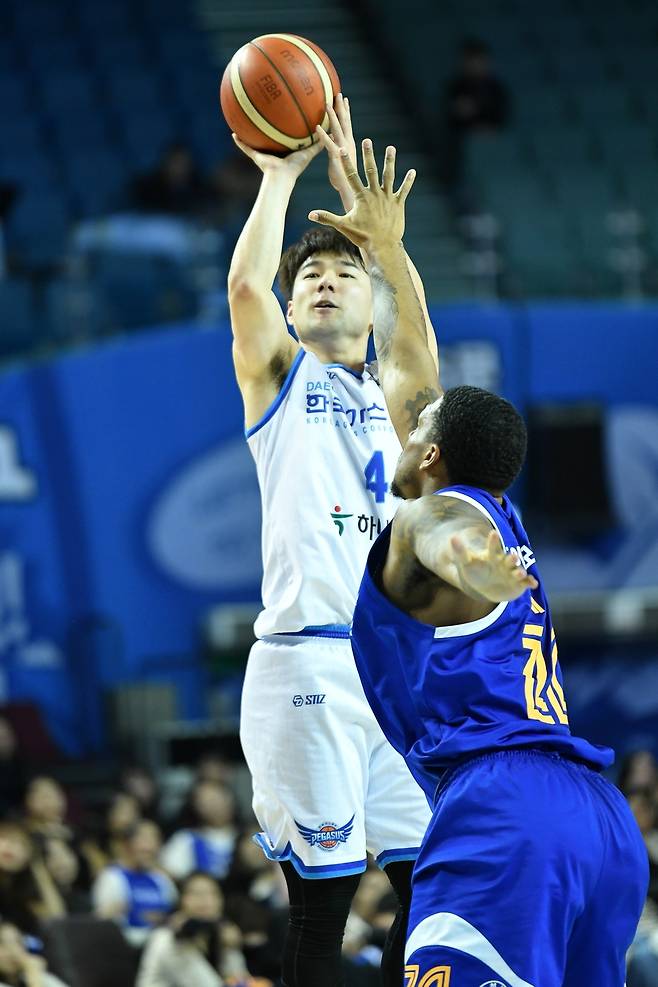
339,147,365,193
395,168,417,205
450,534,469,559
338,94,355,141
232,133,258,161
361,139,380,190
308,209,347,231
325,104,344,145
486,530,506,559
307,139,325,161
381,146,396,194
315,124,337,153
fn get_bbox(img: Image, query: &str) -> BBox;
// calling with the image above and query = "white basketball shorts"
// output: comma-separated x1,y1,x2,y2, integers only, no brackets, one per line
240,631,432,878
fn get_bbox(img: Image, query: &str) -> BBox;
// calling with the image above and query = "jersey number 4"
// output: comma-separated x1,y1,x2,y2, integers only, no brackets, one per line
364,451,388,503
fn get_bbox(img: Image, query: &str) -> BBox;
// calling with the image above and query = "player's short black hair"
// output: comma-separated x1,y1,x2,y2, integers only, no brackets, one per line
429,385,527,492
278,227,365,300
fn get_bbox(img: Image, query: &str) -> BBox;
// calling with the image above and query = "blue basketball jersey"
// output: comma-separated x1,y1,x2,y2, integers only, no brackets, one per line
115,867,174,929
351,484,613,801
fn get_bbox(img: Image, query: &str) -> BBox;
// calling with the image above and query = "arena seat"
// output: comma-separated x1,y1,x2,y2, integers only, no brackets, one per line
42,917,141,987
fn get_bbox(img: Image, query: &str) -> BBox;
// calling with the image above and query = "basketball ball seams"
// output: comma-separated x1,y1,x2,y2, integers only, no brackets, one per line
267,33,334,107
249,40,314,139
229,57,309,149
236,60,300,141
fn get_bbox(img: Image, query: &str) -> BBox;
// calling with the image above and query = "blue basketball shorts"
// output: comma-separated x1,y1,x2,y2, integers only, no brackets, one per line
405,749,648,987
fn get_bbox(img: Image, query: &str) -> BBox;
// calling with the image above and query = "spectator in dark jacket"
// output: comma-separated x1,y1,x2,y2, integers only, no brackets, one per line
440,38,510,196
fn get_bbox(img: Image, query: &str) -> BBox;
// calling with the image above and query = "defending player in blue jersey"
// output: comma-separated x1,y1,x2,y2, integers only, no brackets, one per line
311,144,648,987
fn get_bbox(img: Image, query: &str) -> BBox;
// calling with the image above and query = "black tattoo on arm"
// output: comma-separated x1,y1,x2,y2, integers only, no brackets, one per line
404,386,440,432
395,496,467,545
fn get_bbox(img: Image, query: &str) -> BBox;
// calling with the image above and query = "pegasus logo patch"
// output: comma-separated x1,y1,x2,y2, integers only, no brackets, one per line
295,814,355,851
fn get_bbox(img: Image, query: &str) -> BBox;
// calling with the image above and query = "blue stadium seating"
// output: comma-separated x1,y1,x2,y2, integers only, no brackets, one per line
6,194,71,266
43,277,111,343
0,78,33,114
0,154,59,192
65,150,128,217
90,252,199,329
25,38,86,74
91,38,153,72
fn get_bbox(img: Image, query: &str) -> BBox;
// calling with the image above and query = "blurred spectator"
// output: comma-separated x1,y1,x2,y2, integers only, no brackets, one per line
81,792,142,877
0,718,25,817
92,819,177,945
42,838,90,915
136,871,259,987
196,753,235,788
161,782,238,881
23,779,71,846
445,38,509,135
130,142,212,220
620,751,658,797
208,153,259,226
0,922,69,987
0,822,65,936
120,765,162,824
440,38,510,196
222,831,287,980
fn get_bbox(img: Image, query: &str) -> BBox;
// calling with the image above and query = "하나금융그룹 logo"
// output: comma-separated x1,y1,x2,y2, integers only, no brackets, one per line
330,505,353,536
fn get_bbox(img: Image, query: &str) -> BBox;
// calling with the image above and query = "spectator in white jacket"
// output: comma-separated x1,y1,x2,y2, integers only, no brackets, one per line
161,783,238,882
136,871,261,987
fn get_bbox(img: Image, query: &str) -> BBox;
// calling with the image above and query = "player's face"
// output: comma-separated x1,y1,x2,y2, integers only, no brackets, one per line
391,398,442,499
288,252,372,345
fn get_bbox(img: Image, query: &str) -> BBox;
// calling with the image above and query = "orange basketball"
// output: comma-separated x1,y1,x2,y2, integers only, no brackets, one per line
220,34,340,154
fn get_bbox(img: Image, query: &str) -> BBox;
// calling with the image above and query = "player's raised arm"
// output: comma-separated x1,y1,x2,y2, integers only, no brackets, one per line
227,137,322,425
316,96,438,373
388,494,538,604
309,140,440,444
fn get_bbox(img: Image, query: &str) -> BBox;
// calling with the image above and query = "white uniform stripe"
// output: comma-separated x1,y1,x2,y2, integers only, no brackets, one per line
405,912,536,987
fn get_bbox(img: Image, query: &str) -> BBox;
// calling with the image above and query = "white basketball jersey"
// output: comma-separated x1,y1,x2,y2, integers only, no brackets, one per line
247,348,402,637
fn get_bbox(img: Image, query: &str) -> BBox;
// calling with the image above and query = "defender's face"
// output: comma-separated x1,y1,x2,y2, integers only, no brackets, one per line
288,252,372,344
392,398,443,499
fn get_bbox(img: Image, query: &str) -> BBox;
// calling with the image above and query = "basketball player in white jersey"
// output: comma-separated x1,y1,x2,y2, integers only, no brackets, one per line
228,97,437,987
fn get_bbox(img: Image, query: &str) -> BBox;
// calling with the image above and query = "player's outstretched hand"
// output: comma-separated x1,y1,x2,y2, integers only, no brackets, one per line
308,139,416,249
450,529,538,603
232,133,323,179
315,94,359,206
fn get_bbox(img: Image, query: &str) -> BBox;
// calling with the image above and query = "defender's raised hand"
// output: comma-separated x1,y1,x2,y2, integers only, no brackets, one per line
450,530,538,603
315,94,359,208
309,139,416,249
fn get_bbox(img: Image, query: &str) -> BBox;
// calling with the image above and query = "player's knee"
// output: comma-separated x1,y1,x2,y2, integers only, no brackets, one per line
283,865,360,945
384,859,414,912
